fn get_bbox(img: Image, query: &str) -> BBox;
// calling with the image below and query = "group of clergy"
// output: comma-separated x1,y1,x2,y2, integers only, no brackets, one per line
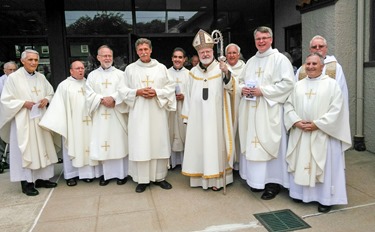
0,27,351,214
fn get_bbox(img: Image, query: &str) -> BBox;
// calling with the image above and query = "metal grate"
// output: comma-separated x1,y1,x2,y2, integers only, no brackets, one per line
254,209,311,232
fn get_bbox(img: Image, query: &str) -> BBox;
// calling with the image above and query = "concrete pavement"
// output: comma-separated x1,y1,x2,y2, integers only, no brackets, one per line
0,149,375,232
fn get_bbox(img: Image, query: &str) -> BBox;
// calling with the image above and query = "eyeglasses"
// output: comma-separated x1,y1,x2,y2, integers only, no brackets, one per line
310,45,326,49
99,55,113,58
255,37,271,41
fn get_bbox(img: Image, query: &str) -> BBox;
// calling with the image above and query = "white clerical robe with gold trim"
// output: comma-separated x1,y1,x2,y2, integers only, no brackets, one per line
40,77,101,179
181,60,235,189
0,67,57,182
284,74,351,205
238,48,294,189
167,66,189,168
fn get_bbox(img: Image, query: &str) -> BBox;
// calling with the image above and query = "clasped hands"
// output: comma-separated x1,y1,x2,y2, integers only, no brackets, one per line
101,96,115,108
137,87,156,99
242,86,263,97
293,120,318,132
23,98,49,110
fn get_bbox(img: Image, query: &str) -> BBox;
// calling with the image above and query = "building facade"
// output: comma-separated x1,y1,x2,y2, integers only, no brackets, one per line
1,0,374,152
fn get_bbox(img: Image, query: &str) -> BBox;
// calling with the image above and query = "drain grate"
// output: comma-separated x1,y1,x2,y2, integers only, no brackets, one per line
254,209,311,232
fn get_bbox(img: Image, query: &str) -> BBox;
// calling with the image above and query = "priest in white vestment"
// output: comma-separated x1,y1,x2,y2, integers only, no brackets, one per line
238,26,294,200
295,35,349,116
0,49,58,196
181,29,236,191
86,45,129,186
224,43,245,170
119,38,176,193
168,47,189,168
284,53,351,213
40,61,102,186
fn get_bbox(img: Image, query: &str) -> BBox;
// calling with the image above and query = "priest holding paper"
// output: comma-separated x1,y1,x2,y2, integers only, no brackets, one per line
0,49,57,196
238,26,294,200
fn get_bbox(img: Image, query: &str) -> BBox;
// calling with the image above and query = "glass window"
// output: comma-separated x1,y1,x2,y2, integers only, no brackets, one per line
65,11,133,35
0,10,47,36
135,11,197,33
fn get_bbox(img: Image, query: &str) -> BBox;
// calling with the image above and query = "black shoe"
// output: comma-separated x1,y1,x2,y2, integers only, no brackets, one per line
35,179,58,188
2,162,9,169
318,204,331,213
66,178,77,187
261,184,280,200
116,177,128,185
292,198,303,203
136,183,149,193
153,180,172,190
250,187,264,192
99,176,110,186
81,178,94,183
21,181,39,196
58,158,63,163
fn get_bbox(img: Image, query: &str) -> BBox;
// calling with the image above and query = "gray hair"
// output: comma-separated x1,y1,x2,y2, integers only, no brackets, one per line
135,38,152,50
97,45,113,55
225,43,241,55
253,26,273,38
306,52,325,65
3,61,18,69
21,49,39,60
309,35,327,47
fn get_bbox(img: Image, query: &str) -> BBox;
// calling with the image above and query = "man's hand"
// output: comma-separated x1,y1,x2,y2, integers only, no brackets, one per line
137,87,156,99
23,101,35,110
101,96,115,108
293,120,318,132
38,98,49,108
176,93,184,101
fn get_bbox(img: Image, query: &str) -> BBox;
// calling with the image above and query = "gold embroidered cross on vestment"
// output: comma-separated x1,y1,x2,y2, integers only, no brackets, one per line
142,75,154,87
101,141,110,151
101,110,111,119
32,86,41,96
305,89,316,99
255,67,264,77
102,79,112,88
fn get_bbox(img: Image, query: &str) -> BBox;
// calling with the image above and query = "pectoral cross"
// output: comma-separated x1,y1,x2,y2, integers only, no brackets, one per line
142,75,154,87
32,86,41,96
101,141,110,151
255,67,264,77
78,87,85,95
251,136,260,148
175,79,182,84
101,110,111,119
102,79,112,88
82,116,91,125
305,89,316,99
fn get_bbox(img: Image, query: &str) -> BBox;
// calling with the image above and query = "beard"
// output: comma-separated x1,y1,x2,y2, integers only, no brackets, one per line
200,57,214,65
101,62,113,69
